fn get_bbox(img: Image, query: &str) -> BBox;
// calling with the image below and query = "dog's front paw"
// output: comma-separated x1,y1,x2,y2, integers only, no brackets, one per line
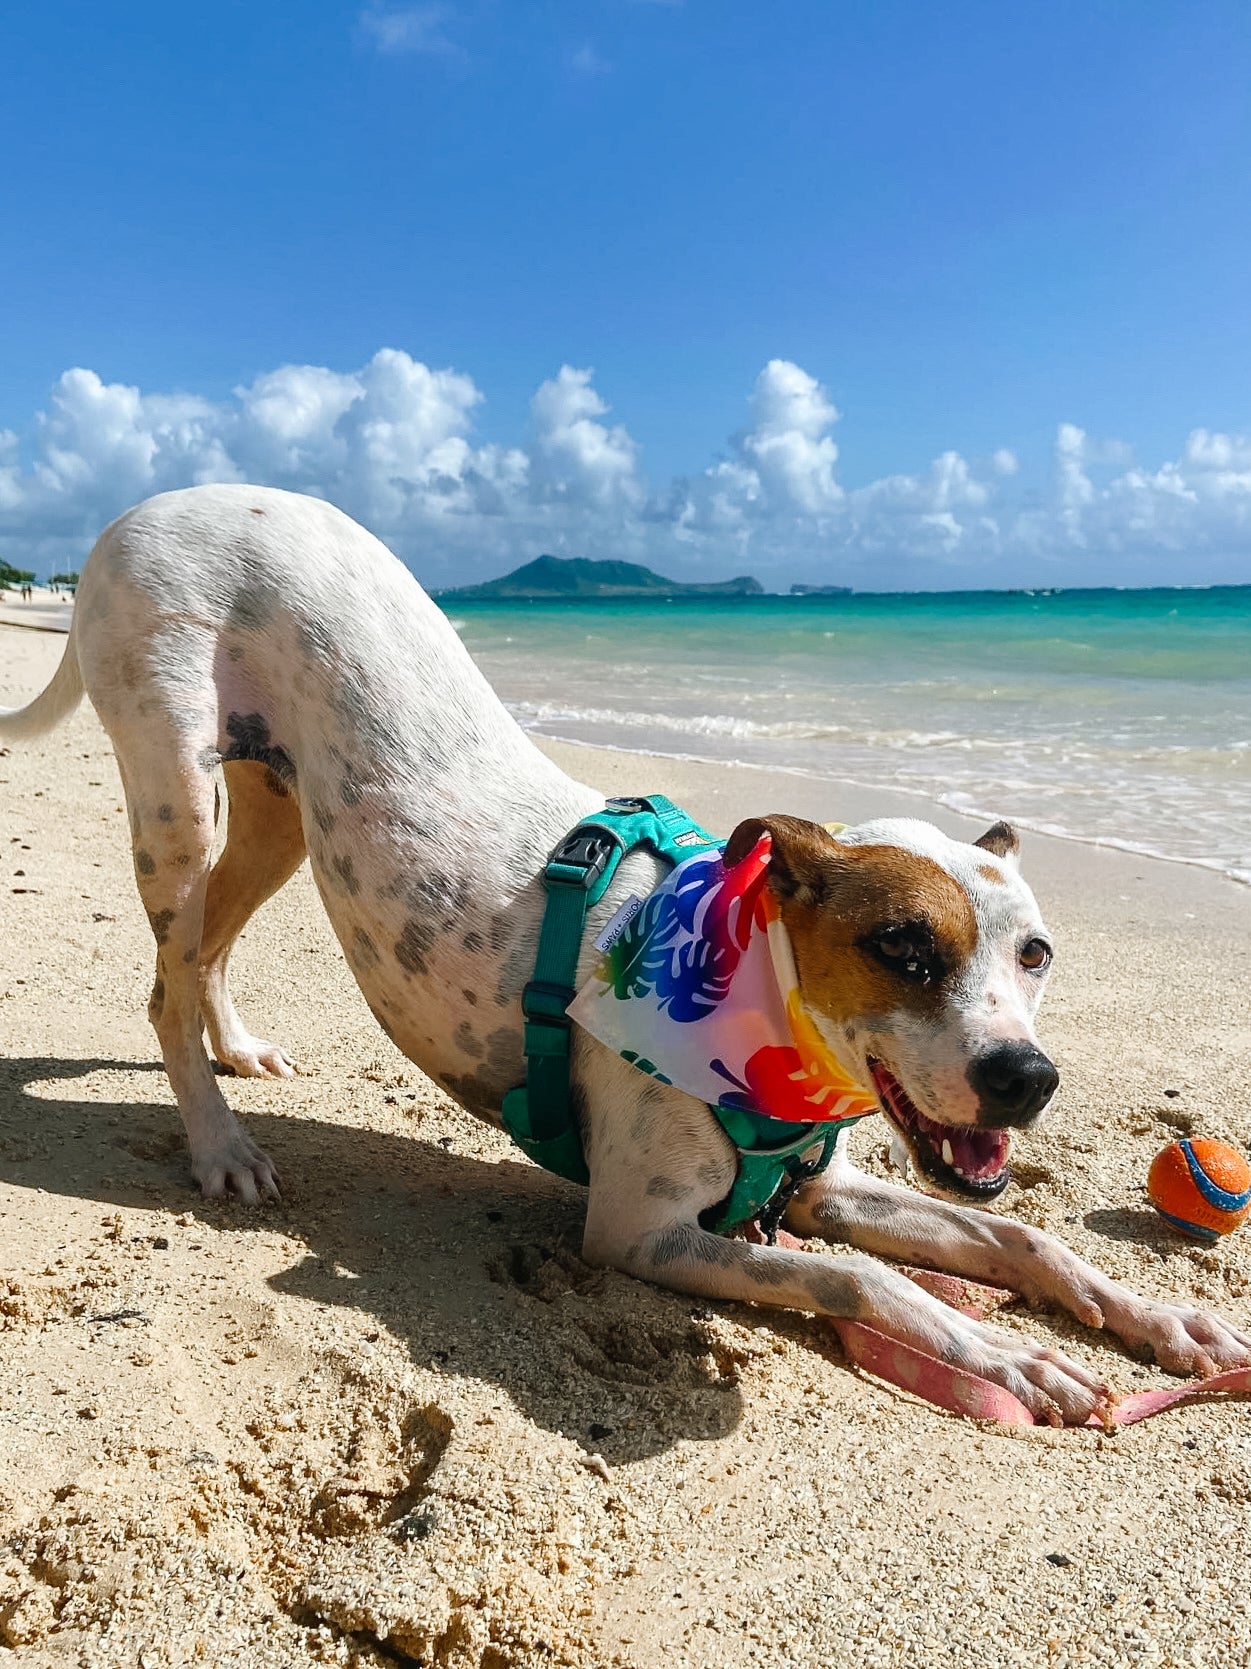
955,1322,1114,1426
1104,1297,1251,1378
192,1134,281,1204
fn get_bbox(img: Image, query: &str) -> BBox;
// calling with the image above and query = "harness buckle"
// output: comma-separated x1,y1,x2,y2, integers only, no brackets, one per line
545,827,618,890
521,979,575,1025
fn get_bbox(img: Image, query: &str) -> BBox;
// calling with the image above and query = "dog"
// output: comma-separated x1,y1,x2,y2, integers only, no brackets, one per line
4,482,1247,1427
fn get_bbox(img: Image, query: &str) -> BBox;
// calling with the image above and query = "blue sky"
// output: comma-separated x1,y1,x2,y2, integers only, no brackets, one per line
3,1,1251,587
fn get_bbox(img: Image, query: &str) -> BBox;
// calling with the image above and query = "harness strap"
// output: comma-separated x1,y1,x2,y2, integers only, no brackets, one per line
501,796,719,1188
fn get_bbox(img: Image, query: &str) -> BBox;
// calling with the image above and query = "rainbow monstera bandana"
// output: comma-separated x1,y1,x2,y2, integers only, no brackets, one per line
567,834,880,1127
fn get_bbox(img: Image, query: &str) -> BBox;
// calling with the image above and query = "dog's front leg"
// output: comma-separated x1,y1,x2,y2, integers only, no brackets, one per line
786,1147,1251,1379
578,1054,1112,1425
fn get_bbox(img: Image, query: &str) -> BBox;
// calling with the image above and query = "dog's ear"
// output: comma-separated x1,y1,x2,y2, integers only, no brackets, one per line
974,820,1020,864
724,814,838,901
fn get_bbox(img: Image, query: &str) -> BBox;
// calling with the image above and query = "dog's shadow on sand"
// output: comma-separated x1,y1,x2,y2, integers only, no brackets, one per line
0,1056,755,1461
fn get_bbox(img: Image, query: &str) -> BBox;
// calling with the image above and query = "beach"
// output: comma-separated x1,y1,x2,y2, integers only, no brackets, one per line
3,618,1251,1667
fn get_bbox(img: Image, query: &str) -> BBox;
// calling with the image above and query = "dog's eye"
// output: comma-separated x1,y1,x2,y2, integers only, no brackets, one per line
876,928,914,961
867,925,939,984
1020,938,1052,973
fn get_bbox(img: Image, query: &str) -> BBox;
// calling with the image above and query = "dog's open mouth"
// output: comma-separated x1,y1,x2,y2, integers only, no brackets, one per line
868,1059,1011,1201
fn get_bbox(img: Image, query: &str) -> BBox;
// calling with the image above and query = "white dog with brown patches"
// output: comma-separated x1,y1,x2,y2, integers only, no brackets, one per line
4,483,1247,1426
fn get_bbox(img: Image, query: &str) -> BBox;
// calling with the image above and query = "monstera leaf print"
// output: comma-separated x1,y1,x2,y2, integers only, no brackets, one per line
602,886,687,1000
600,848,770,1023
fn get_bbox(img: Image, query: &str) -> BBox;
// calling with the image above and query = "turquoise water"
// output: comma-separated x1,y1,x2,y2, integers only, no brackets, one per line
445,587,1251,883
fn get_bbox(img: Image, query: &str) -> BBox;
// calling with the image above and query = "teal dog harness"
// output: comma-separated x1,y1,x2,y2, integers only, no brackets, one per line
501,795,859,1235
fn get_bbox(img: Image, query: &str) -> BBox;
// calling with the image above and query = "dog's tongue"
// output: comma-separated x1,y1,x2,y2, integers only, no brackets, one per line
941,1123,1010,1182
871,1061,1010,1183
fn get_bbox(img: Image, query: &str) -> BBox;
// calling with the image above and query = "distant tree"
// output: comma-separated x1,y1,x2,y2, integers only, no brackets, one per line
49,571,80,587
0,560,36,588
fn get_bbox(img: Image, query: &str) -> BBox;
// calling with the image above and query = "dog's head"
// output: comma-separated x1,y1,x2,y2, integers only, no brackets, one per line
724,813,1057,1203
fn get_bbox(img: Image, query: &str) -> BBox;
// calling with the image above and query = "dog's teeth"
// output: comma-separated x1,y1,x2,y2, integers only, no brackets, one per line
941,1139,954,1167
888,1129,911,1177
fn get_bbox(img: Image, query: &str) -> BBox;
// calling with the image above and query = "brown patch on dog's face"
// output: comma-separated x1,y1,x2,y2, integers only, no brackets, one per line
724,815,978,1025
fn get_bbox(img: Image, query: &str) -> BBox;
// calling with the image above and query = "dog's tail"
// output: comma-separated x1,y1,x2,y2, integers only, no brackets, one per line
0,627,85,741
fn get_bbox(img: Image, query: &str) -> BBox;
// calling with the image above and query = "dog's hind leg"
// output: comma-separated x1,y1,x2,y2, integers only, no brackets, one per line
118,749,281,1203
199,761,307,1079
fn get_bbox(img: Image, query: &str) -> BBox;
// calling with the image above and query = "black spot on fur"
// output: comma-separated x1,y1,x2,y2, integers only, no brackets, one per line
135,849,156,877
339,763,364,807
394,917,436,976
352,928,380,971
312,802,336,836
329,678,403,756
226,582,277,632
455,1021,484,1060
146,908,176,946
149,977,165,1021
402,872,471,918
462,930,483,953
646,1175,691,1202
263,769,290,799
183,947,197,964
438,1070,504,1121
222,712,296,788
157,804,174,823
332,853,361,896
485,1028,520,1078
646,1225,739,1271
462,988,477,1006
804,1265,865,1317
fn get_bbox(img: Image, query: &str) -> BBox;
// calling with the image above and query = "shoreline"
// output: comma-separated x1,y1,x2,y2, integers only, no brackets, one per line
528,724,1251,888
4,613,1248,888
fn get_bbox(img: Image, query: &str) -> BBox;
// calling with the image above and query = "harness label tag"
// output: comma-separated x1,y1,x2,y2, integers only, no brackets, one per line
594,893,644,954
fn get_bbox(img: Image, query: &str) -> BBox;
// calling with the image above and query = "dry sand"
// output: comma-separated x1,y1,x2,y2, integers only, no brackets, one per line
2,620,1250,1668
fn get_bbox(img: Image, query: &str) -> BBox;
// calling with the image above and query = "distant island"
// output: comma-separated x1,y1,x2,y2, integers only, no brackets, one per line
435,554,764,601
789,582,853,596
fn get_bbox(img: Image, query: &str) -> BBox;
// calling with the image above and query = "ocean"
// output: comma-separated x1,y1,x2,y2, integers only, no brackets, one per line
446,585,1251,886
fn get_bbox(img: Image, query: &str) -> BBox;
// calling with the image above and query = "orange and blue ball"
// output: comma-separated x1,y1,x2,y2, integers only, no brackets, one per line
1147,1138,1251,1242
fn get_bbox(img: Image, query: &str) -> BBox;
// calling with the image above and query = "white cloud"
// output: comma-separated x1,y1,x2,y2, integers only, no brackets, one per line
739,359,843,516
529,366,641,512
1184,427,1251,471
358,3,459,56
3,351,1251,586
1055,421,1094,542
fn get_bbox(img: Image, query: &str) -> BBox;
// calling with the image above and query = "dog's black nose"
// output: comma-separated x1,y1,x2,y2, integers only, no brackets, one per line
969,1042,1059,1126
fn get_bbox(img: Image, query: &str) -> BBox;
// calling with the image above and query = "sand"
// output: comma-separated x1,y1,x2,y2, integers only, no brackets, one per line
2,620,1250,1668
